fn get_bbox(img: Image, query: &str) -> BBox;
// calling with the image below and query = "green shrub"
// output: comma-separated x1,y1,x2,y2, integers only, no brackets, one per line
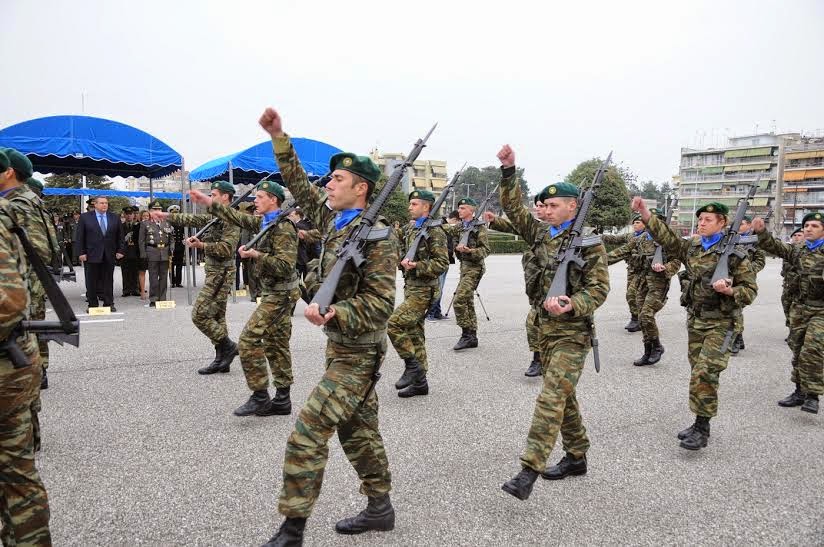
489,239,528,254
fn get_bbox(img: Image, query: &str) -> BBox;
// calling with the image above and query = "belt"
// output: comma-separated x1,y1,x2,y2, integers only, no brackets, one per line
269,277,300,292
691,307,741,320
406,278,439,288
324,328,387,346
147,243,166,248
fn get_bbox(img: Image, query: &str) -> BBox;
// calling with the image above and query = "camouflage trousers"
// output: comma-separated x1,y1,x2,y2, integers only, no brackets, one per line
626,271,641,317
387,284,439,371
453,262,485,330
192,266,234,345
636,277,670,342
278,338,391,518
781,286,796,329
526,306,540,353
686,316,735,417
788,305,824,395
237,289,299,392
0,355,51,547
520,327,591,472
30,292,46,455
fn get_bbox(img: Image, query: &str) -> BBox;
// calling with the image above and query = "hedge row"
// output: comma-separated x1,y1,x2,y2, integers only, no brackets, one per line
489,239,528,254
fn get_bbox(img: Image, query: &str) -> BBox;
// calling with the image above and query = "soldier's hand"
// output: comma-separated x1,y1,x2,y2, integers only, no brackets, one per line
188,189,212,207
631,196,652,222
544,296,573,316
400,258,417,270
297,229,307,240
304,303,336,326
482,211,496,223
455,244,470,253
712,278,733,295
651,263,666,272
259,107,284,137
237,245,259,259
497,145,515,168
751,217,766,233
79,254,87,262
186,236,204,249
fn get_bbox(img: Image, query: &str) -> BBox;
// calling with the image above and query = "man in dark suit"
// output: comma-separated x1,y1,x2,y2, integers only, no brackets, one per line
75,196,124,311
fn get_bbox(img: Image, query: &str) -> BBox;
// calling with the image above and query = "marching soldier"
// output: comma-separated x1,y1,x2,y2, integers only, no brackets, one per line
442,198,490,350
752,212,824,413
495,146,609,501
388,189,449,398
632,198,757,451
602,218,646,332
189,179,299,417
152,182,241,376
607,209,681,366
258,107,397,546
730,216,766,355
139,200,173,307
780,228,804,332
0,192,52,546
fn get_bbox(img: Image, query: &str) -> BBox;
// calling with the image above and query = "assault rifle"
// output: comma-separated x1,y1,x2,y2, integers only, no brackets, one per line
312,123,437,314
652,194,678,267
710,177,760,284
192,184,257,239
244,199,299,250
457,183,499,247
402,164,464,263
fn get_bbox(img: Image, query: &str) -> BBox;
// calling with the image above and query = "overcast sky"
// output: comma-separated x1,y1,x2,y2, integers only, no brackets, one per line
3,0,823,191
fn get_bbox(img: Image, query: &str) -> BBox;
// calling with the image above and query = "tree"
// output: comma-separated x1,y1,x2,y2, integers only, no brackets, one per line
565,158,634,231
43,174,131,215
372,175,409,227
450,165,530,215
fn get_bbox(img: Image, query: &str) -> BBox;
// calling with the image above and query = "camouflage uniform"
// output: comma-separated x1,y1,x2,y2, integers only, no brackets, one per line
732,237,767,352
780,247,802,328
272,134,397,518
167,213,240,344
757,232,824,397
499,170,610,472
603,232,641,323
645,215,757,419
208,203,299,393
0,199,51,546
443,222,490,329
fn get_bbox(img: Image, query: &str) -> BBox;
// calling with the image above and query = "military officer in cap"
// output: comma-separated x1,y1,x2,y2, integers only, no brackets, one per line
752,211,824,413
189,178,299,416
120,206,141,296
632,198,757,451
442,197,490,350
257,107,398,546
780,227,805,332
167,204,186,287
152,182,241,375
139,200,173,306
388,189,449,397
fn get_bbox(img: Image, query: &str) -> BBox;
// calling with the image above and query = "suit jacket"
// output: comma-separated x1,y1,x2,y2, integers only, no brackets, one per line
139,220,172,262
75,210,125,263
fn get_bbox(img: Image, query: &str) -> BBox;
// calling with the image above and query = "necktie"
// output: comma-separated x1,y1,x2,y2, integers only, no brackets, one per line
99,214,107,234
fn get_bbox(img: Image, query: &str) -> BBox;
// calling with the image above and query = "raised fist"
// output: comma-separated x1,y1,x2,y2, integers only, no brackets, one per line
751,217,766,233
259,108,284,137
497,145,515,168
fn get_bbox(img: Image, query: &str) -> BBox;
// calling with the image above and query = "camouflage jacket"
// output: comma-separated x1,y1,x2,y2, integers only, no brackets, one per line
168,212,240,268
740,236,766,274
398,221,448,285
491,215,550,306
273,135,399,340
499,167,609,332
759,232,824,309
645,215,757,321
608,233,681,285
443,222,490,265
780,242,803,296
0,199,37,357
208,203,297,294
4,185,59,298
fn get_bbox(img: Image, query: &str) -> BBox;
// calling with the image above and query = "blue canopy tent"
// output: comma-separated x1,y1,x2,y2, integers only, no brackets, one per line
189,137,342,185
43,188,184,200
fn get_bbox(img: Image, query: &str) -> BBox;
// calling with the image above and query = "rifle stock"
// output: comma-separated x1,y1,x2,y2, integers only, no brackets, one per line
652,194,678,267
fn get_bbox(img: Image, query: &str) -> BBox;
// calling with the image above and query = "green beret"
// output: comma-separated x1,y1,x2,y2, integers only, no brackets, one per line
210,180,235,194
648,208,666,221
0,149,8,171
457,197,478,207
543,182,579,199
25,177,43,192
256,180,286,202
2,148,33,179
632,214,642,223
533,192,543,205
408,189,436,203
329,152,381,185
802,211,823,225
791,227,803,236
742,215,752,222
695,202,729,217
149,200,163,210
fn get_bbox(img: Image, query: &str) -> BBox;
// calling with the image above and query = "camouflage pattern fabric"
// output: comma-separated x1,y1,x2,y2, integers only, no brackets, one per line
646,215,757,417
444,223,489,329
603,232,641,317
780,244,802,328
0,199,51,546
272,134,398,518
758,231,824,395
526,307,540,353
499,167,609,471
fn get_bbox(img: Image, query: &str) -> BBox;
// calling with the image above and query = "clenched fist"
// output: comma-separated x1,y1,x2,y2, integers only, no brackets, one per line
259,108,284,138
497,145,515,168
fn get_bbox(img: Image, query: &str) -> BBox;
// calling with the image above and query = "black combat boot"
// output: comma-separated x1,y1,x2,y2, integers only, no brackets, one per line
625,315,641,332
730,333,743,355
542,453,587,480
40,368,48,390
677,416,713,440
738,335,745,350
395,357,424,390
233,389,271,416
646,338,665,365
778,383,805,407
398,377,429,398
256,386,292,416
197,344,224,375
679,416,710,450
334,494,395,535
501,467,540,501
215,337,238,371
525,352,542,377
801,394,819,414
633,341,652,366
453,329,478,351
262,517,306,547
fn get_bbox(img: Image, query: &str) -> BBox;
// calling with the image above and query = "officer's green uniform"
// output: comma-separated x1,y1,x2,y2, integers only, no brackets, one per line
757,212,824,412
272,136,397,523
780,229,803,329
0,193,51,546
603,231,642,329
168,181,241,373
499,177,609,498
208,181,299,415
645,202,757,449
139,202,173,304
387,190,449,397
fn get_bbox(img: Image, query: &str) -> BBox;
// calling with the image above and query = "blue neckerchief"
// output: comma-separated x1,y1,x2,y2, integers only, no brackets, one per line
414,216,427,229
549,219,574,239
335,208,363,231
644,232,653,240
806,238,824,251
700,232,723,251
261,210,281,230
633,229,644,237
462,220,472,229
741,230,752,236
0,188,13,198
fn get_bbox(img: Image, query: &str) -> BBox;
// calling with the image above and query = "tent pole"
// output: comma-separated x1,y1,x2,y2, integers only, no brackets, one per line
189,175,197,288
229,161,237,305
182,163,192,305
149,177,153,202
